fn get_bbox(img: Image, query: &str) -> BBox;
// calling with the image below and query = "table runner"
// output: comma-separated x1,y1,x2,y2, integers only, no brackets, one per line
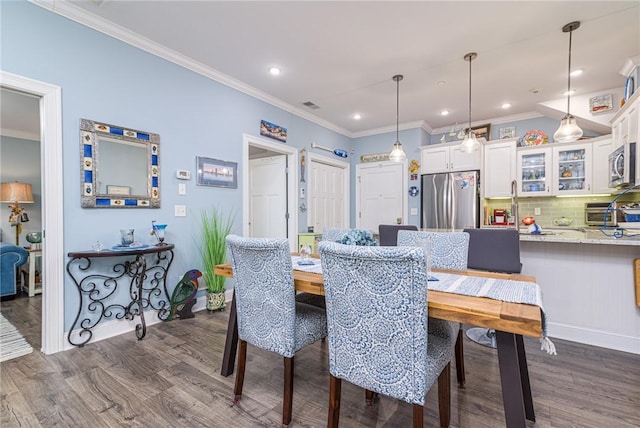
292,256,556,355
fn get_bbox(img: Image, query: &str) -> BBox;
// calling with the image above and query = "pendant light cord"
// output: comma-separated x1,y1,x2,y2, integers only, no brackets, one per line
396,76,400,142
566,28,573,114
468,55,472,133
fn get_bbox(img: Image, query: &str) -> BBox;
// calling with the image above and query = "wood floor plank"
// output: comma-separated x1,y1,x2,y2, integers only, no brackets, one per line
2,299,640,427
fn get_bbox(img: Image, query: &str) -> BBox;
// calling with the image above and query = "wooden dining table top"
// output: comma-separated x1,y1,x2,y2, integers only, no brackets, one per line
214,263,542,338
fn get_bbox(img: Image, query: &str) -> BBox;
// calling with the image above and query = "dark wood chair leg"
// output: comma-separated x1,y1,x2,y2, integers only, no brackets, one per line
438,362,451,428
365,389,375,406
455,327,466,387
233,339,247,403
412,403,424,428
283,357,294,427
221,291,238,377
328,375,341,428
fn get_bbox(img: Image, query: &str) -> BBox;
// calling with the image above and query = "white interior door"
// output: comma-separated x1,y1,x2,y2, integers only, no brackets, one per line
249,155,287,238
356,161,406,232
308,155,348,233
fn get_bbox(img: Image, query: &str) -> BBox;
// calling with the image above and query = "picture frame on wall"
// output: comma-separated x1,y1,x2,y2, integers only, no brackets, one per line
471,123,491,140
499,126,516,139
589,94,613,114
196,156,238,189
260,120,287,142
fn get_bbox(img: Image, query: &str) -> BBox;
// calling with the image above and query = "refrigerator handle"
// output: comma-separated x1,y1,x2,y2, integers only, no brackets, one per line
448,173,455,229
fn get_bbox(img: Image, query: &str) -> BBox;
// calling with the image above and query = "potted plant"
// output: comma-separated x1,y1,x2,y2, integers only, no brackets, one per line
200,207,233,311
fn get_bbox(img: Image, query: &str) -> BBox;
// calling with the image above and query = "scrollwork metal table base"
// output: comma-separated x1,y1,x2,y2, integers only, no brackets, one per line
66,244,174,347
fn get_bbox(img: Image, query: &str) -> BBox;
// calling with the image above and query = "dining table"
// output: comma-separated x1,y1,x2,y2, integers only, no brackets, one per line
214,259,543,428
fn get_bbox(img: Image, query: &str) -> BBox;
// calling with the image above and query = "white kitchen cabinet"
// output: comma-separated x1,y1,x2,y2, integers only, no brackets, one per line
552,142,592,196
483,138,517,198
610,90,640,185
590,135,613,194
420,140,482,174
517,147,552,196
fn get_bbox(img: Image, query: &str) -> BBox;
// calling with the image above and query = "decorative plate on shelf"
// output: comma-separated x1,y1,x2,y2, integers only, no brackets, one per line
518,130,548,147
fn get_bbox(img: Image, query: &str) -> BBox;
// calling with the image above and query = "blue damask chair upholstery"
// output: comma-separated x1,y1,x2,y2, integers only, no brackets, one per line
319,241,454,428
226,235,327,427
397,230,470,387
321,227,350,242
0,243,29,299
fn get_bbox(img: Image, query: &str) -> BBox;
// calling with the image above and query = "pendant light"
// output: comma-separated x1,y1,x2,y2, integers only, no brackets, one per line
459,52,480,153
553,21,583,143
389,74,407,162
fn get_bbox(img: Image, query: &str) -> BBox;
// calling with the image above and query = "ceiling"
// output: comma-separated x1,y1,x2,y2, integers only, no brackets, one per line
4,1,640,138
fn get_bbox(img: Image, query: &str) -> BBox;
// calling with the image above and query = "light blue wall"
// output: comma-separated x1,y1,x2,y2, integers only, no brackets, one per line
1,2,349,329
0,136,42,246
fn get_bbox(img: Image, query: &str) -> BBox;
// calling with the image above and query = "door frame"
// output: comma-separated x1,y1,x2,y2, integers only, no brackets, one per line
355,160,408,229
306,152,350,230
1,71,64,354
242,134,298,251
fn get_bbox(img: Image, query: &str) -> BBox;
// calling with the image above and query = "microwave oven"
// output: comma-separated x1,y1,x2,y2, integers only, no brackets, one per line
608,142,636,188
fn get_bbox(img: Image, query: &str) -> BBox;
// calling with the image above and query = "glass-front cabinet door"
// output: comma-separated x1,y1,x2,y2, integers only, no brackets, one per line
552,143,592,195
517,147,551,196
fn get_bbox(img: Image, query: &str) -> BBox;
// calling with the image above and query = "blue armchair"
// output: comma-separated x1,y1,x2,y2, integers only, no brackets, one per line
1,243,29,299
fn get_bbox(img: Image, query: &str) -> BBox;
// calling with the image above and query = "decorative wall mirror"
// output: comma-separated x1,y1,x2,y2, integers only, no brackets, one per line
80,118,160,208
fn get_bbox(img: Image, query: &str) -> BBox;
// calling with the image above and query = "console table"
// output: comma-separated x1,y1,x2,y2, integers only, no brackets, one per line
66,244,174,347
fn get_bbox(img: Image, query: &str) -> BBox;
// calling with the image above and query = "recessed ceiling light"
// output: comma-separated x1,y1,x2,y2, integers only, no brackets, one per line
570,69,583,77
501,103,511,109
437,80,446,86
353,113,362,120
440,110,449,116
268,67,281,76
563,90,576,96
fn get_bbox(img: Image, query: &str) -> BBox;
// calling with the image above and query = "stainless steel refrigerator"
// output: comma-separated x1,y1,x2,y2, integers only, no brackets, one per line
421,171,480,229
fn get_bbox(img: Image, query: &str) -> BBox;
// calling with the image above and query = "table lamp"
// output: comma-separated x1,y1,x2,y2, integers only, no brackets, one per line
1,181,34,245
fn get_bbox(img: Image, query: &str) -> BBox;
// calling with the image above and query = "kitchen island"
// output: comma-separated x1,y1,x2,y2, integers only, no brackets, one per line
513,227,639,354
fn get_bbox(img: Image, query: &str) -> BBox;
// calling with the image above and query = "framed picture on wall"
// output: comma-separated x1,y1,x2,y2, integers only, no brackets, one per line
196,156,238,188
471,123,491,140
499,126,516,139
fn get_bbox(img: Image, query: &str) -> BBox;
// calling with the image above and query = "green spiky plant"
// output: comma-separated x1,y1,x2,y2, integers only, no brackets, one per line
200,207,234,294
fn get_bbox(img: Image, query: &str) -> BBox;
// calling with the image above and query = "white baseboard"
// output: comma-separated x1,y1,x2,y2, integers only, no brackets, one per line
63,289,234,352
548,322,640,355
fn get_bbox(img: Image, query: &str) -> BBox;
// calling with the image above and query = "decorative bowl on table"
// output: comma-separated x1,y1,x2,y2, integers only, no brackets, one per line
552,217,573,226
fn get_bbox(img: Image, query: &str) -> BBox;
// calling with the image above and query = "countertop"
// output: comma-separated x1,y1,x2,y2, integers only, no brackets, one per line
484,225,640,246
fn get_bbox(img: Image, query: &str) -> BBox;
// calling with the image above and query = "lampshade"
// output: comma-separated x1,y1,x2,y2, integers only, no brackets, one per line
459,52,480,154
1,182,34,203
553,21,583,143
388,74,407,162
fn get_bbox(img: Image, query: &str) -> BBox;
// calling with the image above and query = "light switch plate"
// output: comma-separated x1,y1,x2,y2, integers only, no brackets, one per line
410,208,418,216
534,207,541,215
174,205,187,217
178,183,186,195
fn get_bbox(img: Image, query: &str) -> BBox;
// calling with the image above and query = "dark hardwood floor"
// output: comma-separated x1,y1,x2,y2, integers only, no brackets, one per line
1,296,639,427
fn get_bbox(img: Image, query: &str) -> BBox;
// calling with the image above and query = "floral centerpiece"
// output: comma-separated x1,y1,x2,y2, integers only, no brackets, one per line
338,229,377,246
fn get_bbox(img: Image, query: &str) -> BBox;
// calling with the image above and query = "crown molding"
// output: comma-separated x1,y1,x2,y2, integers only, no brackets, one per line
619,55,640,77
352,120,427,139
29,0,352,137
430,111,543,135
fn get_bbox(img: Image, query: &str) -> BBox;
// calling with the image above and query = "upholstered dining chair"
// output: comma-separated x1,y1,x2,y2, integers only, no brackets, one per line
319,241,454,428
378,224,418,246
226,235,327,427
397,230,470,387
463,228,522,348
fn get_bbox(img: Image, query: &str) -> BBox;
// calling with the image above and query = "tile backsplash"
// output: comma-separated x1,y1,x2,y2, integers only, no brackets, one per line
484,194,640,228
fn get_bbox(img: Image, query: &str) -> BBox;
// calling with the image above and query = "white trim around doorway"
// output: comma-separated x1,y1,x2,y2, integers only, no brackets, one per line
1,70,64,355
242,134,298,252
306,152,350,229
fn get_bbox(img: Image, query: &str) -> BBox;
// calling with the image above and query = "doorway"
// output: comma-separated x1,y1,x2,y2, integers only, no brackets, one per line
1,71,64,355
306,152,350,232
355,160,408,232
242,134,298,251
